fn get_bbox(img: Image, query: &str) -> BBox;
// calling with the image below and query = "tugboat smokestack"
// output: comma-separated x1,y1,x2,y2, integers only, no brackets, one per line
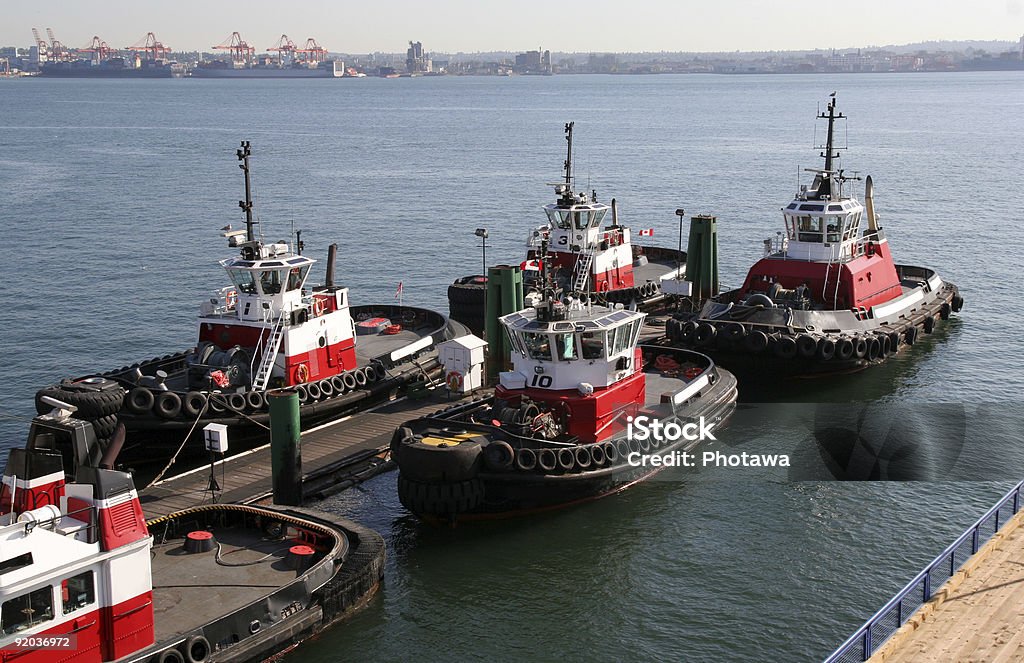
326,243,338,287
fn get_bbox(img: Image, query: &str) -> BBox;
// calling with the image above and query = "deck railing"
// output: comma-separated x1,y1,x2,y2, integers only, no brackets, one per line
824,480,1024,663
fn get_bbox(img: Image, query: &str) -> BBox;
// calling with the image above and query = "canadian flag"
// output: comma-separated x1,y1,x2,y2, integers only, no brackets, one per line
395,281,403,298
638,229,654,237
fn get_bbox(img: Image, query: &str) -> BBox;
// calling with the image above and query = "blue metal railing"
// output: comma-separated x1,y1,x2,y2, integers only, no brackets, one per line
824,480,1024,663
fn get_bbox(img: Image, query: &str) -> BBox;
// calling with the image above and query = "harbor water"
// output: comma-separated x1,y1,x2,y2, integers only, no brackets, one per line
1,72,1022,661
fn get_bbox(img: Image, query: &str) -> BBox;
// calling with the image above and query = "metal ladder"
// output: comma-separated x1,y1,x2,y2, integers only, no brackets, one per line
252,312,286,391
572,244,596,294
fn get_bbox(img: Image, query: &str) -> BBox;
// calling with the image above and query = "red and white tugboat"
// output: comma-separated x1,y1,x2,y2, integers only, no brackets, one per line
394,248,737,522
667,95,963,373
447,122,688,334
0,398,384,663
36,142,461,466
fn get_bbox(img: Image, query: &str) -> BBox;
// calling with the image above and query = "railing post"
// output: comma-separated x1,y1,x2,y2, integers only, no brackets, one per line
1014,488,1020,514
897,598,903,625
950,550,956,577
923,573,931,601
995,509,1001,533
863,626,872,661
972,528,980,554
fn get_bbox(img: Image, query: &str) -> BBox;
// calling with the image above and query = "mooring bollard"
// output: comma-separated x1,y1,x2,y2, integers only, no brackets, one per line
268,388,302,506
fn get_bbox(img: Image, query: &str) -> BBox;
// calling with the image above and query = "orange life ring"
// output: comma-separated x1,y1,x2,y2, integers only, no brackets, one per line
313,298,326,317
225,289,237,307
295,363,310,384
445,371,463,392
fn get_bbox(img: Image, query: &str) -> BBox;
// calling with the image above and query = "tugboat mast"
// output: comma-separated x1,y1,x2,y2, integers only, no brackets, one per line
563,121,574,189
817,95,843,198
237,141,256,244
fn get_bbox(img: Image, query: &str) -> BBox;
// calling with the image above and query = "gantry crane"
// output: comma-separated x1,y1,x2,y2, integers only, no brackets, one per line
31,28,49,62
81,36,113,64
126,32,171,61
213,32,254,65
297,38,327,64
268,34,297,65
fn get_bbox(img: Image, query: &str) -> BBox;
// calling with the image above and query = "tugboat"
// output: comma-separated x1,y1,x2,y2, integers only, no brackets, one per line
393,246,737,522
0,397,384,662
667,95,963,373
35,142,460,466
447,122,688,336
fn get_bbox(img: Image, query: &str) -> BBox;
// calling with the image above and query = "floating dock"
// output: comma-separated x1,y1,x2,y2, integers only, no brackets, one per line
139,391,469,518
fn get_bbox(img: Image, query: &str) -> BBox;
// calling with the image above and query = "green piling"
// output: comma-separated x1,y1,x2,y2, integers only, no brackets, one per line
268,389,302,506
484,264,524,381
684,214,719,302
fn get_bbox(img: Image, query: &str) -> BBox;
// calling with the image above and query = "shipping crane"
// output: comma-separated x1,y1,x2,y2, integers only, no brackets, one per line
31,28,49,62
297,37,327,64
46,28,68,62
126,32,171,61
213,32,254,65
81,36,113,64
268,34,297,66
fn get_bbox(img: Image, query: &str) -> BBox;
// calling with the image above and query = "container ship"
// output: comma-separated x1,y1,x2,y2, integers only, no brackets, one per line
190,59,344,78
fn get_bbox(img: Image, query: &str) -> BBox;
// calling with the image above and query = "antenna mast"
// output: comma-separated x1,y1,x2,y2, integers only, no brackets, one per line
237,141,255,243
563,121,574,189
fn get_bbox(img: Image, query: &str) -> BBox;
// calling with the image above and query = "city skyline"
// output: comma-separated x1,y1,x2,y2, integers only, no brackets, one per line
2,0,1022,54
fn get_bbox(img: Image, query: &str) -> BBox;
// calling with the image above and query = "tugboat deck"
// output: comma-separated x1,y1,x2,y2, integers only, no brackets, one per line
149,526,299,641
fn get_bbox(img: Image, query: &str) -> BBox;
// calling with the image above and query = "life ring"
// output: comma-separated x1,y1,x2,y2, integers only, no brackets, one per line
294,364,310,384
225,289,237,308
313,298,326,317
446,371,463,392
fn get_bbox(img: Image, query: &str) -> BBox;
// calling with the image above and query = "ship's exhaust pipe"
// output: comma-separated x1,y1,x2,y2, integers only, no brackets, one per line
611,198,619,227
865,175,879,231
326,243,337,287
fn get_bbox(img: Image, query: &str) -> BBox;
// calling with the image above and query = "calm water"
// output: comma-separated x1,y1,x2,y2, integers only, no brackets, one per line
1,72,1022,661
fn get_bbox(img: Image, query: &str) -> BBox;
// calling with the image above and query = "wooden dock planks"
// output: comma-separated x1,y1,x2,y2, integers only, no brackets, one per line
870,511,1024,662
140,392,465,519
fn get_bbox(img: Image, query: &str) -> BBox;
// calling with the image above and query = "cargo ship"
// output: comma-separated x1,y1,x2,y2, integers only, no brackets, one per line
39,57,181,78
189,59,344,78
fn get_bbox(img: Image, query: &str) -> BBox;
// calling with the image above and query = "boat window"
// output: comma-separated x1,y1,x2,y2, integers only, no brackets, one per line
557,211,572,229
2,586,54,635
825,216,841,243
580,331,605,359
522,332,551,361
62,571,95,615
286,265,310,292
828,204,843,211
630,319,643,348
555,333,578,361
610,325,629,355
573,212,586,230
797,216,823,243
783,214,796,240
259,270,282,295
786,203,799,210
229,270,257,295
594,209,607,226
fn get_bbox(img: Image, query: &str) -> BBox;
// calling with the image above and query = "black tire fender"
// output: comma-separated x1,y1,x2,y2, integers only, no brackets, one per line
515,447,537,471
744,330,769,353
537,448,557,472
183,634,211,663
483,440,514,470
818,337,836,361
774,335,798,359
245,390,266,411
155,391,183,420
183,391,207,417
127,387,154,414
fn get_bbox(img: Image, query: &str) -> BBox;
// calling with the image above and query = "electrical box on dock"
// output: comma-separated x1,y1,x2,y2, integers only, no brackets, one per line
438,335,488,394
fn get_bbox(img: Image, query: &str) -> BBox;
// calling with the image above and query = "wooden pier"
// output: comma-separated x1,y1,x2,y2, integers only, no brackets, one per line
139,389,468,519
869,509,1024,662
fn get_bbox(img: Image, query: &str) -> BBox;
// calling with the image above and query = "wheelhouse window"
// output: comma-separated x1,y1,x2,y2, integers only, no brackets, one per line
555,333,578,361
2,586,54,635
797,216,823,243
522,332,551,361
825,216,842,243
259,270,282,295
62,571,95,615
580,331,605,359
228,270,257,295
286,265,310,292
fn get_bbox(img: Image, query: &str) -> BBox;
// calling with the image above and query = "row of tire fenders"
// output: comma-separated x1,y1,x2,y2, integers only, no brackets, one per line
122,363,388,420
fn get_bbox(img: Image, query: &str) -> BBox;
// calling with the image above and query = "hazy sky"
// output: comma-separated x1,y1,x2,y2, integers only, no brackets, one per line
4,0,1022,54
